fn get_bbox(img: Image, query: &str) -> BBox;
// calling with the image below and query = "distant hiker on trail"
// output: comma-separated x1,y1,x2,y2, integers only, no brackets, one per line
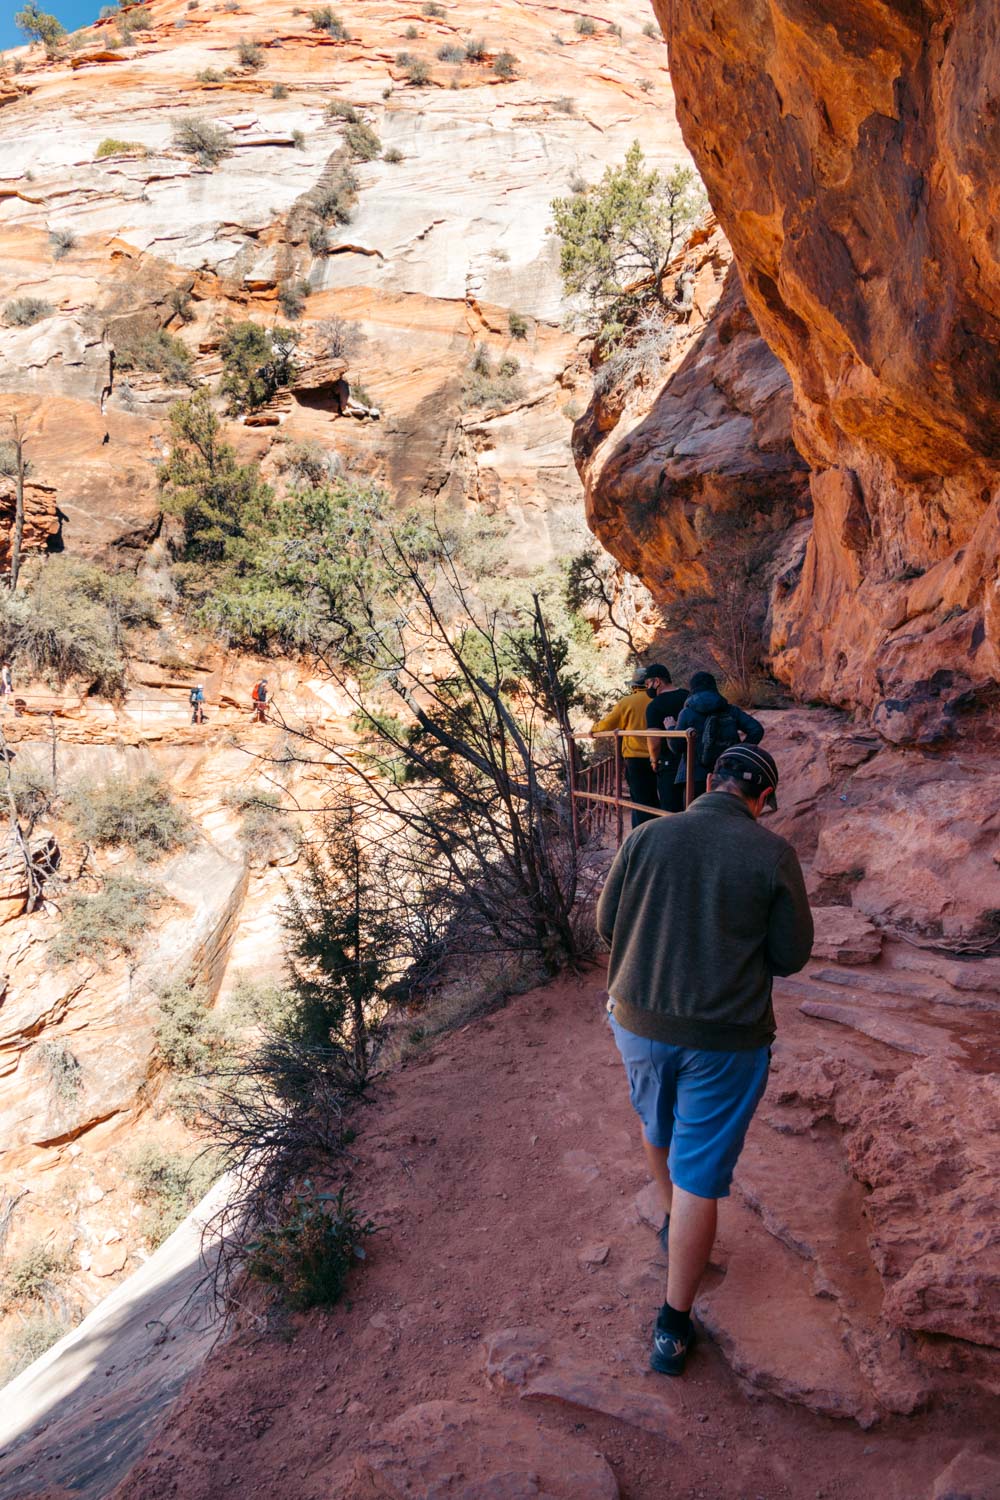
673,671,764,804
643,664,689,813
592,667,659,828
190,683,205,725
597,745,813,1376
0,663,13,712
251,677,268,723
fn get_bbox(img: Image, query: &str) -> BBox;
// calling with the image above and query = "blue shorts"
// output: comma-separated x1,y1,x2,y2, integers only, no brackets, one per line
610,1013,769,1199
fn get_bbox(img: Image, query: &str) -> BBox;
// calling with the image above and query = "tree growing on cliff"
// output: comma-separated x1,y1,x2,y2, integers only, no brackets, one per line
14,2,64,48
159,390,274,560
550,141,706,343
218,320,299,414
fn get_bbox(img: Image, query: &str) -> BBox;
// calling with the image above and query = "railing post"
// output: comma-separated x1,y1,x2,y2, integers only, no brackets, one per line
685,728,696,809
567,733,581,850
614,732,623,844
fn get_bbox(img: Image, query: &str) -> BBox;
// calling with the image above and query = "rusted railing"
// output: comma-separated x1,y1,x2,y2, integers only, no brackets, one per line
567,728,696,846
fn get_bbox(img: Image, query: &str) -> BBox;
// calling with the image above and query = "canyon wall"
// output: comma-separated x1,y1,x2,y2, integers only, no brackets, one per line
584,2,1000,739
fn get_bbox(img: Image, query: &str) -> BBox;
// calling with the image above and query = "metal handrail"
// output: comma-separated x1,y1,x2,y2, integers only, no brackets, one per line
567,728,696,846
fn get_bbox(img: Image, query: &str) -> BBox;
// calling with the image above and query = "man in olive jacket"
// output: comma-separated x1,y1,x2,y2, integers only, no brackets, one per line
596,745,813,1376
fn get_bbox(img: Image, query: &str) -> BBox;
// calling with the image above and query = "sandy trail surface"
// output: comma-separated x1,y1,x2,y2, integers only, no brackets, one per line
68,965,995,1500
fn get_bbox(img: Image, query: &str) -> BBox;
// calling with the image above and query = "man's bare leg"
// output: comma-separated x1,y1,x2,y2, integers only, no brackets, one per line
666,1185,717,1312
642,1137,673,1217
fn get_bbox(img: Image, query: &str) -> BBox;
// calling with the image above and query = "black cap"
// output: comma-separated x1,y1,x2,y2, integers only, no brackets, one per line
714,745,779,809
643,663,671,682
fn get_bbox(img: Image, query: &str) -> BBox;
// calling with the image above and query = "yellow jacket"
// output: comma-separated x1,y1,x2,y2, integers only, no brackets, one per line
593,691,651,759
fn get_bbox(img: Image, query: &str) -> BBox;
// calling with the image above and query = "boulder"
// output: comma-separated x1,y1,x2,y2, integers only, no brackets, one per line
810,906,882,966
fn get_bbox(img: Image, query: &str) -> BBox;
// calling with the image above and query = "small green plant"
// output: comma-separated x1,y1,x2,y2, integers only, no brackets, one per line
638,77,653,92
404,56,431,85
3,297,52,328
227,784,294,864
278,279,310,319
291,128,305,149
125,1143,217,1247
64,772,189,861
236,35,264,68
96,137,147,157
436,42,463,61
155,975,217,1072
113,324,194,384
492,50,516,78
37,1040,83,1102
271,81,288,98
508,310,528,339
422,1,444,14
382,145,403,163
48,875,160,968
172,115,231,167
643,21,659,37
343,119,381,160
49,228,75,260
0,1242,67,1310
246,1185,376,1310
575,16,595,35
325,99,359,123
309,225,328,254
553,95,575,114
463,343,524,409
168,285,194,322
464,36,486,61
312,161,358,224
403,23,417,38
1,1314,67,1381
195,67,223,83
310,6,346,37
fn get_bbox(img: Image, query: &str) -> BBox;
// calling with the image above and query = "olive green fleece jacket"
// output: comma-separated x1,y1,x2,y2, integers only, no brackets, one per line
596,792,814,1050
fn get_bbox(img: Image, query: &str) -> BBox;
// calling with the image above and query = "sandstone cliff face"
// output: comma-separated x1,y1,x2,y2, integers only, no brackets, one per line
650,0,1000,732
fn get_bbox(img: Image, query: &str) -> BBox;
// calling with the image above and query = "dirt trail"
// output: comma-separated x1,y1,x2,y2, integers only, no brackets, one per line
80,964,994,1500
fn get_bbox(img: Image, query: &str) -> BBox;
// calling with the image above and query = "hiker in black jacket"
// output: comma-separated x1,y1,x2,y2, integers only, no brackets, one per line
674,671,764,804
643,664,689,813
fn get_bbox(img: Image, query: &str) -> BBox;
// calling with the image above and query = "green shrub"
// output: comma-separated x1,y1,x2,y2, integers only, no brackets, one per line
382,145,403,163
312,160,358,224
325,98,358,122
195,67,223,83
0,556,157,697
643,21,659,37
96,137,147,157
0,1242,67,1310
403,23,417,38
172,115,231,167
227,784,293,864
271,81,288,98
553,95,575,114
159,390,274,560
10,761,55,824
291,128,306,149
49,874,160,968
235,36,263,68
226,972,296,1031
155,976,217,1072
168,286,194,323
508,311,528,339
125,1143,217,1247
64,772,188,861
309,225,328,254
15,2,64,45
278,279,310,319
464,36,486,60
575,16,595,34
493,50,516,78
638,77,653,92
113,324,194,385
246,1186,376,1310
436,42,462,61
49,229,75,260
3,297,52,328
463,344,524,408
37,1040,82,1102
404,56,431,85
219,320,299,413
343,119,380,160
422,1,444,13
309,6,346,37
1,1314,67,1381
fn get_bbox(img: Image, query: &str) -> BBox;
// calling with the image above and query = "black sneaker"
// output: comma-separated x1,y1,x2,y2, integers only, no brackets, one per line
650,1318,696,1376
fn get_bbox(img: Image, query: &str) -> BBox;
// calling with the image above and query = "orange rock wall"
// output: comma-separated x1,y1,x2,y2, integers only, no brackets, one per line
650,1,1000,736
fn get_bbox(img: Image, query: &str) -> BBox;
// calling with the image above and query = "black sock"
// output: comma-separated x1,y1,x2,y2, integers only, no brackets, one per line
657,1300,691,1336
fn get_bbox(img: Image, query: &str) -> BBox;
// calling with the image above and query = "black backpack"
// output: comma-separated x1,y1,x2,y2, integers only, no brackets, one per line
699,706,742,770
189,688,199,705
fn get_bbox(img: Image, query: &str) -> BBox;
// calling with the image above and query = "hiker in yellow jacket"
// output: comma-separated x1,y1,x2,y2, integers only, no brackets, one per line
593,667,659,828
